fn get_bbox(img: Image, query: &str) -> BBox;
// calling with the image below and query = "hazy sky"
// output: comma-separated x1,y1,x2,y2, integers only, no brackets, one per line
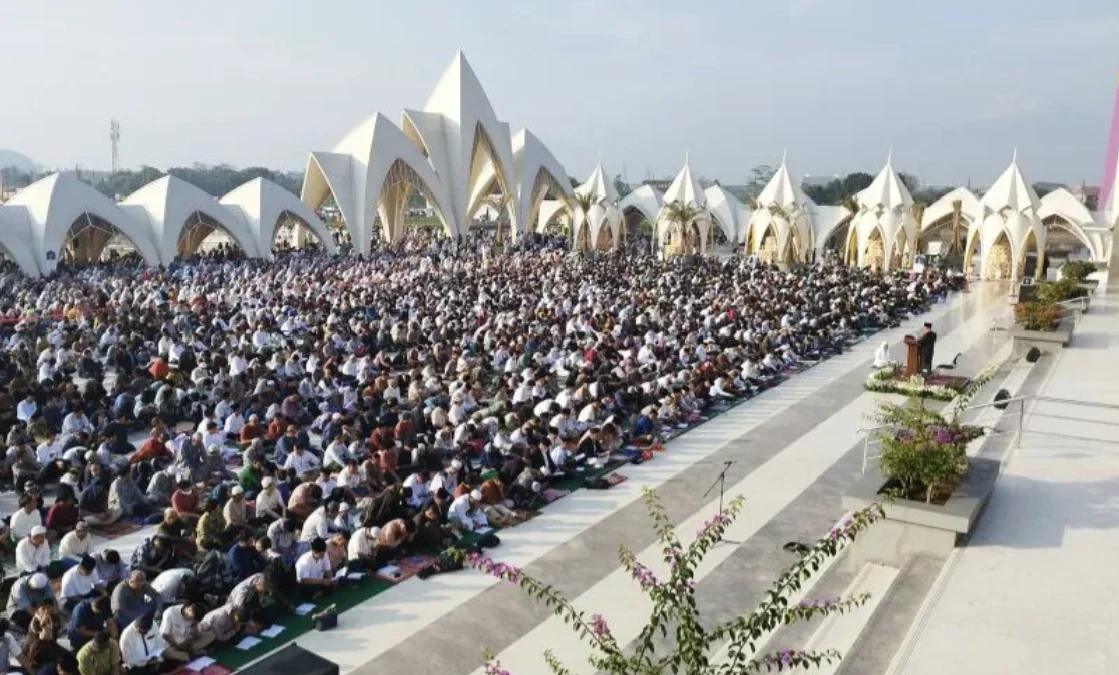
2,0,1117,187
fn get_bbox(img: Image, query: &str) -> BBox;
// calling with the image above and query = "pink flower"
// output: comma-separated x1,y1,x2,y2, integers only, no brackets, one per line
590,613,611,640
630,562,658,590
484,662,511,675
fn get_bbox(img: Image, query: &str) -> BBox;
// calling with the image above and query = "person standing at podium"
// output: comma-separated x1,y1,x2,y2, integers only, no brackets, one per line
917,322,937,374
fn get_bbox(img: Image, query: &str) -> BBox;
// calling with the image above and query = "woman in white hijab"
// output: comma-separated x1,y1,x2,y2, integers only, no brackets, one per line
873,341,891,369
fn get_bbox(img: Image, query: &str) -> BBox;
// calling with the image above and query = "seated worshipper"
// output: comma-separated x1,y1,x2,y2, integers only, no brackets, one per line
76,631,122,675
193,544,236,597
479,478,523,527
16,526,64,577
333,501,356,532
169,480,202,524
414,503,457,551
11,493,45,540
873,341,891,369
129,428,172,467
145,466,178,508
195,498,237,551
265,518,298,563
59,520,94,562
110,571,163,628
237,451,266,498
155,509,195,560
24,601,68,673
120,611,166,675
326,532,348,570
79,479,122,527
159,603,213,664
59,556,104,612
198,603,252,647
448,490,490,533
286,481,322,520
201,445,234,485
0,617,34,673
346,521,384,571
223,485,265,529
254,477,286,520
67,596,117,651
151,568,196,605
282,442,321,483
229,573,273,628
93,550,130,591
46,495,82,537
228,531,266,579
294,537,334,598
299,502,339,551
7,573,57,631
109,466,159,523
403,470,432,510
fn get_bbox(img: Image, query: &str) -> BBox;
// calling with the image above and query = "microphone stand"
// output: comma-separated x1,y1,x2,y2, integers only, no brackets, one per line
702,460,740,545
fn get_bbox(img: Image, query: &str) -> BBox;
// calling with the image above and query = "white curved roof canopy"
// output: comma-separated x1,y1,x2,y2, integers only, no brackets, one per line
704,184,747,243
7,172,161,272
512,129,571,238
535,200,569,232
920,187,981,232
302,112,455,252
747,154,815,261
618,185,663,226
1037,188,1104,260
0,205,42,275
221,178,338,257
122,174,260,262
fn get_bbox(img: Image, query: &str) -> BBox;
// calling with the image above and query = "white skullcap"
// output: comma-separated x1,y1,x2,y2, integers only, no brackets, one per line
29,573,48,589
532,481,542,493
230,486,244,496
451,459,463,470
30,525,47,537
262,477,275,487
470,489,483,501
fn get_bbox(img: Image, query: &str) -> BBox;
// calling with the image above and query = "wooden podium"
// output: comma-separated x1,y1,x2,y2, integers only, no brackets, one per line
902,335,920,377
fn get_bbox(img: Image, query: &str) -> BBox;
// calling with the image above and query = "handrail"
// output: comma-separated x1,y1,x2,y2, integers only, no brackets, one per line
858,394,1119,474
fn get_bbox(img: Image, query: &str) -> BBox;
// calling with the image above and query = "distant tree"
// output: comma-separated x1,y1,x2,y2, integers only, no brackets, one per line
899,172,919,193
746,164,776,198
613,174,629,199
840,172,874,198
911,186,953,204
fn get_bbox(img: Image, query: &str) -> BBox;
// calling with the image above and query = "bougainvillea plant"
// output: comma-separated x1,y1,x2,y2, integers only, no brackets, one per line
461,488,885,674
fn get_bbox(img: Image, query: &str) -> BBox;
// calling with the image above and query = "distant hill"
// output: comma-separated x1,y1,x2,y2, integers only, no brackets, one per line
0,149,38,172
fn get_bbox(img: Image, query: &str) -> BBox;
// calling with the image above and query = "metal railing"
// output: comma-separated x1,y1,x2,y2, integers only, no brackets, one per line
857,395,1119,474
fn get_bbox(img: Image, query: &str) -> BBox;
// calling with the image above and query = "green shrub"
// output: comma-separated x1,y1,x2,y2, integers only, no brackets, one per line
1034,278,1085,303
1061,260,1097,282
1014,300,1062,330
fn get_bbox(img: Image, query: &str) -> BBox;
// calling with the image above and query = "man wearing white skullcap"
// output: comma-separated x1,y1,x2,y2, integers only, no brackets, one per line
448,489,489,532
15,525,52,576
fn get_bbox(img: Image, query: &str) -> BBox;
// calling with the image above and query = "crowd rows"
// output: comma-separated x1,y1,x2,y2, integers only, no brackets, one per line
0,234,960,675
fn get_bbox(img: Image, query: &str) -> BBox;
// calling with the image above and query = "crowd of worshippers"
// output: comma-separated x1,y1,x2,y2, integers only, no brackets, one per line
0,236,962,675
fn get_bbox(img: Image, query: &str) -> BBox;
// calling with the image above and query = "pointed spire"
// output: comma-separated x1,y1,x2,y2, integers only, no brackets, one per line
1012,147,1018,164
781,148,788,166
684,149,690,166
886,146,894,166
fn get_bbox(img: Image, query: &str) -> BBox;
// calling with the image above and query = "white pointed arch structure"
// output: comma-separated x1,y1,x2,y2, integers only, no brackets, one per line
512,129,572,237
655,159,712,254
301,51,568,248
962,154,1046,280
121,174,260,261
849,153,917,271
746,154,816,262
572,163,623,250
220,177,338,257
0,205,44,275
920,187,982,234
4,172,162,273
301,112,453,253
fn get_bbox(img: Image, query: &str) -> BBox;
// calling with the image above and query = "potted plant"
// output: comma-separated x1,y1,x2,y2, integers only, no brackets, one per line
843,369,999,565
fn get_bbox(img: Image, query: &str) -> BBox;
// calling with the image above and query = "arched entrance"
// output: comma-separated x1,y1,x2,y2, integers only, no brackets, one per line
864,227,885,272
63,213,142,264
177,211,245,259
758,225,778,263
272,211,329,254
1017,229,1041,280
983,231,1013,280
379,159,450,241
892,228,909,270
845,225,859,266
